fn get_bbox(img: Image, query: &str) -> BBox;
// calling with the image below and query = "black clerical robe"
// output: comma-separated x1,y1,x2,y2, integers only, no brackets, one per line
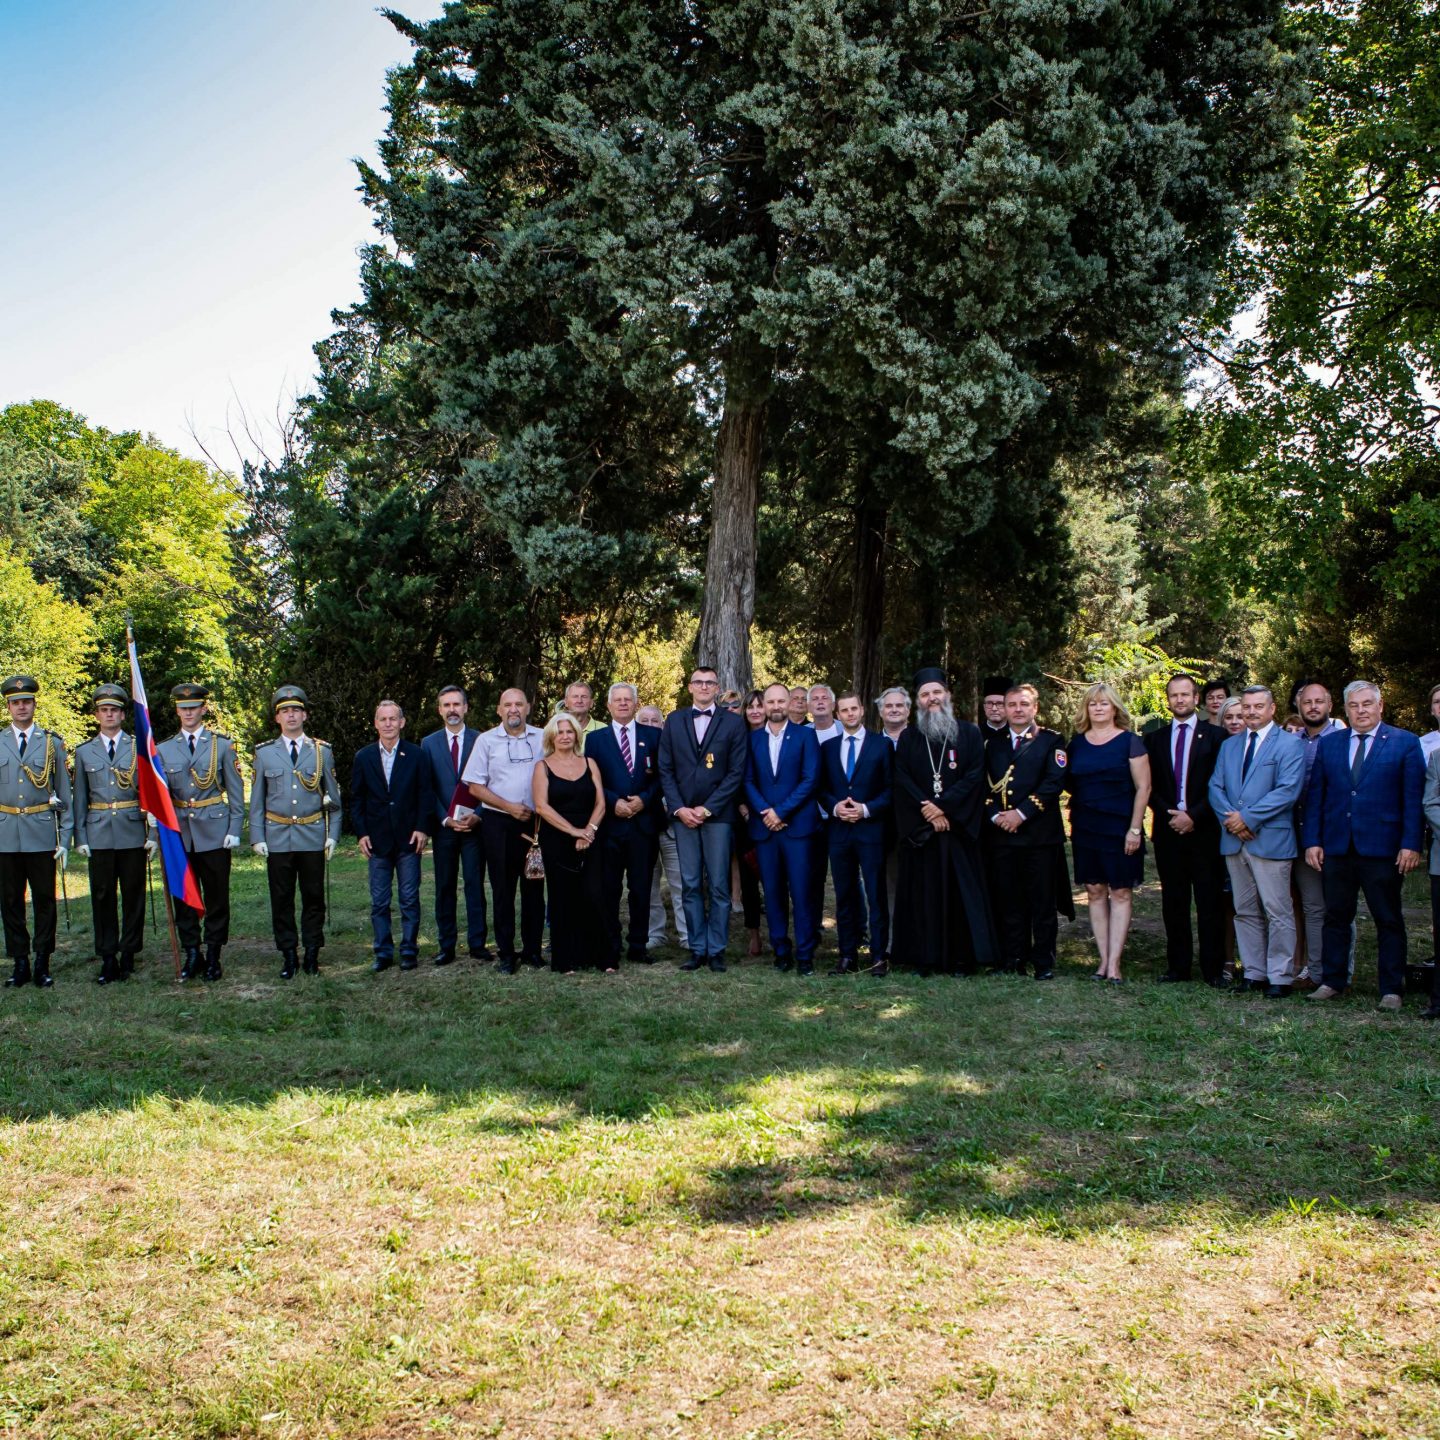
892,721,997,973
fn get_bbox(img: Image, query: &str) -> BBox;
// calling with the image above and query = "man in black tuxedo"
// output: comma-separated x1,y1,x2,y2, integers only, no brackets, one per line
818,691,893,975
587,682,662,966
349,700,431,975
657,666,749,971
983,684,1070,979
1143,673,1226,985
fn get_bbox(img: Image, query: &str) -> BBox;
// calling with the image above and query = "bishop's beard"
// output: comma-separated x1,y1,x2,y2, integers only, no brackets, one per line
916,702,958,747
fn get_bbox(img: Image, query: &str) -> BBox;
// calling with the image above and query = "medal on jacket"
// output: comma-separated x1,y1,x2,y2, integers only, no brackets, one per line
705,752,715,770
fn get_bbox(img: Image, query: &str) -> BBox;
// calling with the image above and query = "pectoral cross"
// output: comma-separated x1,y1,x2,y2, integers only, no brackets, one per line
933,776,942,797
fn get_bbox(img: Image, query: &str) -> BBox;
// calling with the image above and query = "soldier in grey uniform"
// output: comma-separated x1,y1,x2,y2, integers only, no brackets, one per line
250,685,340,975
0,675,73,988
156,683,245,981
73,684,156,984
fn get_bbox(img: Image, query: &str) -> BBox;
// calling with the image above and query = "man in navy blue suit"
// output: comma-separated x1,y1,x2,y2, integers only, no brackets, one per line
587,682,662,965
349,700,431,974
658,666,749,972
746,683,823,975
818,690,892,975
1303,680,1425,1008
420,685,488,966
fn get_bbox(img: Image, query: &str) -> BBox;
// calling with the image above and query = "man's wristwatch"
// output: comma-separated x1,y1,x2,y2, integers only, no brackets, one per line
698,806,711,820
1128,827,1142,836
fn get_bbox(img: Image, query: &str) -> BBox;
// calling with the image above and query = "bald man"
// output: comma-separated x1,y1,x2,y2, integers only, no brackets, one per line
462,689,546,973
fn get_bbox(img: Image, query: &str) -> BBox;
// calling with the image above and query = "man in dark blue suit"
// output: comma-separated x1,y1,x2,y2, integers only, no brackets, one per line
818,691,892,975
658,666,750,972
1303,680,1425,1008
420,685,488,966
746,682,823,975
587,682,662,965
349,700,432,974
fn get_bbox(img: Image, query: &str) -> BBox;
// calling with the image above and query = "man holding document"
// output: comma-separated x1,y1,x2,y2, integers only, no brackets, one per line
422,685,490,966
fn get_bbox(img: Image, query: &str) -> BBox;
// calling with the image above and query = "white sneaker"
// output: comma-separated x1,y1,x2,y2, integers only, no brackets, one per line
1378,993,1402,1012
1308,984,1342,1001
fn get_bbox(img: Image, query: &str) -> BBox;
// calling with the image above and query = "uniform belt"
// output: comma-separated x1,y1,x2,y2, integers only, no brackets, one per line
180,796,225,809
88,800,140,812
0,803,55,816
265,811,323,825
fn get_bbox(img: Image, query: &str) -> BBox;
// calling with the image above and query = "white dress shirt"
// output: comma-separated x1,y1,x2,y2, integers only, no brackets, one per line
1170,716,1195,810
766,723,786,774
693,706,715,745
461,724,544,811
379,739,399,784
837,727,871,818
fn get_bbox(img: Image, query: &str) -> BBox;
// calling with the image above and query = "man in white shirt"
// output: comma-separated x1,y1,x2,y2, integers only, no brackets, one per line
463,689,545,973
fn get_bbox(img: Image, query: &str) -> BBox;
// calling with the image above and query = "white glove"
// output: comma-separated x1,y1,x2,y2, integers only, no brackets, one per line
322,795,334,810
223,834,239,849
253,841,269,858
323,838,336,860
78,844,92,859
54,846,67,869
144,839,157,856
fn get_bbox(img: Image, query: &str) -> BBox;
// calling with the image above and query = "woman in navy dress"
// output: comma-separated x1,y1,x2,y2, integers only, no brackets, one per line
1065,682,1151,983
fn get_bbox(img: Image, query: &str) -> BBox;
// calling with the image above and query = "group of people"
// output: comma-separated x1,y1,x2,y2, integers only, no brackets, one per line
0,665,1435,1020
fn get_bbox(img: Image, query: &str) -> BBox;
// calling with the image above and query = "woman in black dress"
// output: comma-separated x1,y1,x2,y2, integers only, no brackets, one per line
533,713,608,973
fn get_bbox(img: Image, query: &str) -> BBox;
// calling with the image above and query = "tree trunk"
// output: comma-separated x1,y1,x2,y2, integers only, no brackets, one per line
697,395,765,694
849,501,888,703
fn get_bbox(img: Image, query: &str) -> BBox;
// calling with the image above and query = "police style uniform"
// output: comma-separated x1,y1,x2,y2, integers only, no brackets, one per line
249,686,340,964
983,722,1071,978
73,684,152,983
156,683,245,980
0,675,73,988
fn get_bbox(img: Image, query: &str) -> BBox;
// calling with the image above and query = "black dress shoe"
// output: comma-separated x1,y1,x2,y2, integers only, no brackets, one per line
180,947,202,981
119,953,135,979
204,945,223,982
469,946,493,962
523,954,545,969
280,949,299,980
708,956,727,973
372,956,394,973
1034,968,1055,981
497,959,518,975
681,954,704,971
96,955,120,985
400,957,418,971
302,948,320,975
6,958,31,988
627,949,651,965
773,956,794,973
867,959,889,978
1265,984,1292,999
434,951,456,967
829,957,858,976
1422,1003,1439,1020
1232,977,1266,993
1157,974,1191,984
33,958,53,988
797,962,814,977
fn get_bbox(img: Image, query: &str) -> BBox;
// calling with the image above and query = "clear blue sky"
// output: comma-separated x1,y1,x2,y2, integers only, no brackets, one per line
0,0,440,463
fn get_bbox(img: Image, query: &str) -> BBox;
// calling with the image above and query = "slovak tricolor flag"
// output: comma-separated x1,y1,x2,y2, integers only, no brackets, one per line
128,628,205,913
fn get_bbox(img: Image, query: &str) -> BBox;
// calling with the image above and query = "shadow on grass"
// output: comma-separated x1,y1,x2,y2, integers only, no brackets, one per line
3,851,1438,1232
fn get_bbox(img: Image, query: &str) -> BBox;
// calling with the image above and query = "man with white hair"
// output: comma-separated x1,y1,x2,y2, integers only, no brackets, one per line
891,665,996,974
878,687,911,748
1303,680,1424,1009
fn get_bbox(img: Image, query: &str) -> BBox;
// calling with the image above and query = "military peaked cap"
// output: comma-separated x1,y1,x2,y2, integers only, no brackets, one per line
92,684,130,708
171,683,210,708
272,685,309,715
1,675,39,700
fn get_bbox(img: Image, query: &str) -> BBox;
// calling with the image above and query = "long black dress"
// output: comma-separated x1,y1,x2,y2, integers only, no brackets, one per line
539,761,607,971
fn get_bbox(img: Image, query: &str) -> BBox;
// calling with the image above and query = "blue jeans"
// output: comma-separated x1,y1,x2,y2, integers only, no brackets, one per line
369,849,422,961
672,820,732,957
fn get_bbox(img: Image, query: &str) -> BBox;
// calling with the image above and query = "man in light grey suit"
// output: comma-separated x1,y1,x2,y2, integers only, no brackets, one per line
0,674,72,988
156,682,245,981
73,684,155,985
1208,684,1306,998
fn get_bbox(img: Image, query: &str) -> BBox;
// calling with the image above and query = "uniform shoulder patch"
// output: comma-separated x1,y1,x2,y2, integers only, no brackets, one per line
1054,749,1068,768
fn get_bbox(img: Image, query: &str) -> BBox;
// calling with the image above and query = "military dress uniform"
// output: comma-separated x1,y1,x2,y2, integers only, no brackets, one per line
0,675,73,988
982,723,1072,978
73,685,153,983
249,687,340,968
155,683,245,981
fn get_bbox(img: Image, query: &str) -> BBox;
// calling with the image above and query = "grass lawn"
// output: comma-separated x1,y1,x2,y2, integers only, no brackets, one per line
2,846,1438,1439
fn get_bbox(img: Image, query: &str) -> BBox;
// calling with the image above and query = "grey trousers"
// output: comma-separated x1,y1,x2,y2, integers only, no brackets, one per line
1227,849,1296,984
648,828,689,949
1293,857,1355,983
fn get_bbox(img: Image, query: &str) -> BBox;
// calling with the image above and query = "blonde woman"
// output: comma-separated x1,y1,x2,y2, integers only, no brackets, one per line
1218,696,1246,736
1064,682,1152,983
533,713,608,973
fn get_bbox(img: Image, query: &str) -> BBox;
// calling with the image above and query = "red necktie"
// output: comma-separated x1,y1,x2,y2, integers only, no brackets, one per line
620,725,632,772
450,735,460,774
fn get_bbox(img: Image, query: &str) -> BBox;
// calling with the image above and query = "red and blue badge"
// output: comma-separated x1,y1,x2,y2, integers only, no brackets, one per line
1055,749,1068,769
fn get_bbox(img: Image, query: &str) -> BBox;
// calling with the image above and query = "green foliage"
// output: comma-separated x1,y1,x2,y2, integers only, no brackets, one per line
0,549,96,746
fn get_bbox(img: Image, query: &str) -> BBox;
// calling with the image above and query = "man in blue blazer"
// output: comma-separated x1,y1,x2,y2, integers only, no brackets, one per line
1207,685,1306,997
586,682,662,965
658,665,750,972
817,691,892,975
350,700,431,974
746,683,823,974
1303,680,1424,1007
420,685,488,966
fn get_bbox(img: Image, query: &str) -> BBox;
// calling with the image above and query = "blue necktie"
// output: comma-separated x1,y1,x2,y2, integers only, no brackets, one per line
1241,730,1257,781
845,734,857,781
1351,732,1368,786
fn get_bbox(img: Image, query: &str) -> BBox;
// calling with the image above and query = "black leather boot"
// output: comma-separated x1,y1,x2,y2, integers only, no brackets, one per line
32,955,53,988
180,947,202,981
119,952,134,979
203,944,223,982
279,948,299,980
6,956,31,988
301,947,320,975
96,955,120,985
